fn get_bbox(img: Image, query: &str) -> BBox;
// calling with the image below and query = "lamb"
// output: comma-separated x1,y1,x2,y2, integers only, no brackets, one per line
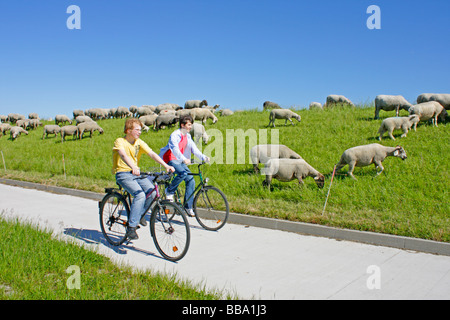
154,114,179,131
9,126,29,140
192,108,218,124
268,109,301,127
377,115,420,140
184,100,208,109
77,122,104,139
325,95,354,107
417,93,450,109
60,125,79,142
262,158,325,189
191,122,210,144
374,95,413,119
55,115,72,125
42,125,61,139
335,143,407,180
408,101,448,129
263,101,281,110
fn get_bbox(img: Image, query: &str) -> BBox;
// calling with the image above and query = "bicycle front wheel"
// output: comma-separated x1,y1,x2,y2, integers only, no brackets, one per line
150,200,190,261
99,192,129,246
193,186,229,231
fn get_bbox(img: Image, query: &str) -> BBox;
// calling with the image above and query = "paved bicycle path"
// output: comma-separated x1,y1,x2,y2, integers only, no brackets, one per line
1,183,450,299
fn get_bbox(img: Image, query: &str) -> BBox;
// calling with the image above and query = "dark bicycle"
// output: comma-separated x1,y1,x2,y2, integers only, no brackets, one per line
99,171,190,262
162,161,229,231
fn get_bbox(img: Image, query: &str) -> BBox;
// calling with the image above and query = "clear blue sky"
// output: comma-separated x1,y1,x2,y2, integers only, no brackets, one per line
1,0,449,118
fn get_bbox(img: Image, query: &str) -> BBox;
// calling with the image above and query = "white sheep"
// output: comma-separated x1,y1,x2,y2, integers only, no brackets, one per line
335,143,407,180
9,126,28,140
263,101,281,110
191,122,210,144
325,95,354,107
72,110,85,118
408,101,448,129
139,114,158,128
220,109,234,116
205,105,220,113
136,106,155,117
250,144,302,173
0,123,11,136
374,95,413,119
417,93,450,109
377,115,420,140
262,158,325,189
309,102,323,110
60,125,79,142
28,113,39,119
184,100,208,109
75,115,94,124
192,108,218,124
28,119,42,129
55,115,72,125
42,125,61,139
268,109,301,127
77,122,104,139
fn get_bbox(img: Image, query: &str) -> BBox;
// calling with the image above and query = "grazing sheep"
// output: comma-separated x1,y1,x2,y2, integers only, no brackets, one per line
205,105,220,113
77,122,104,139
192,108,218,124
16,119,30,130
377,115,420,140
114,106,132,118
263,101,281,110
9,126,28,140
335,143,407,180
184,100,208,109
60,125,79,142
0,123,11,136
136,106,155,117
191,122,210,144
28,119,42,129
374,95,412,119
263,158,325,189
75,115,94,124
28,113,39,119
139,114,158,128
129,106,138,116
42,125,61,139
55,115,72,125
159,109,176,115
417,93,450,109
325,95,354,107
72,110,85,118
0,115,7,122
309,102,323,110
250,144,302,173
154,114,179,131
268,109,301,127
220,109,234,116
408,101,448,129
7,113,25,123
176,109,196,118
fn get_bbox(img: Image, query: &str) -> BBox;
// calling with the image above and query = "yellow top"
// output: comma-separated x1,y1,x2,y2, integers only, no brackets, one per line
112,137,152,174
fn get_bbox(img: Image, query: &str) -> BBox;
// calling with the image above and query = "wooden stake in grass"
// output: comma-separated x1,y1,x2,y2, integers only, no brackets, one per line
62,154,66,179
322,165,336,216
1,151,6,172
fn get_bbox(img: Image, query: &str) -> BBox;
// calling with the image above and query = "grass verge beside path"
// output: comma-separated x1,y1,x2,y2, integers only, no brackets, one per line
0,215,225,300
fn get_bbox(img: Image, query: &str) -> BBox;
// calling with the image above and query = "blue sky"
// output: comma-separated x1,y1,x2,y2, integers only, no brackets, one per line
0,0,449,118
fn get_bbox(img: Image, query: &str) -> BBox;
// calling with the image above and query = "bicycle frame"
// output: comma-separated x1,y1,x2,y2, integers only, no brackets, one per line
172,163,207,208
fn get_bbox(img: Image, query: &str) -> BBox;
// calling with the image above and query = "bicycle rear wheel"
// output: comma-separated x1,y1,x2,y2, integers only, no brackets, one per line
193,185,229,231
99,192,130,246
150,200,190,261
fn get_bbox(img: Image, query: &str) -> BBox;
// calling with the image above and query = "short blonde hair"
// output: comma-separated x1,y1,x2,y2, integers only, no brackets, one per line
124,118,143,134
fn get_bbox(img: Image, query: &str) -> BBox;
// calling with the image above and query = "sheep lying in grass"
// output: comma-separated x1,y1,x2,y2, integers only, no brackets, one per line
10,126,28,140
335,143,407,180
377,115,420,140
191,122,210,144
268,109,301,127
262,158,325,189
374,95,413,119
42,125,61,139
408,101,448,129
60,125,79,142
250,144,302,173
77,122,104,139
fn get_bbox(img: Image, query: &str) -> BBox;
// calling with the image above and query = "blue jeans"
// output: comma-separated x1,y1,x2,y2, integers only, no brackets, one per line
167,160,195,209
115,171,156,228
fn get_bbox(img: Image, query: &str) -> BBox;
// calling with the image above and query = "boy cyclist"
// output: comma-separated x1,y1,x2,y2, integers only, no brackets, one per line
113,118,174,240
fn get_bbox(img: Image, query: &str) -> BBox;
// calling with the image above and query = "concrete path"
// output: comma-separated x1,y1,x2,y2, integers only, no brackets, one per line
1,183,450,299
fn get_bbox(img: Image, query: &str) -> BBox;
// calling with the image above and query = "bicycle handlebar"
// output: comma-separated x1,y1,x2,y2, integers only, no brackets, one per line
137,171,174,182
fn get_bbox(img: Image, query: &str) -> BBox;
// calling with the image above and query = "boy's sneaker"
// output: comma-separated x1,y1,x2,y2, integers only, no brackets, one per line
186,208,195,217
126,227,139,240
165,188,174,201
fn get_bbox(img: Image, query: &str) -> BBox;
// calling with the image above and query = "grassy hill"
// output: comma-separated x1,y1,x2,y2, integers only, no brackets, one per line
1,105,449,242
